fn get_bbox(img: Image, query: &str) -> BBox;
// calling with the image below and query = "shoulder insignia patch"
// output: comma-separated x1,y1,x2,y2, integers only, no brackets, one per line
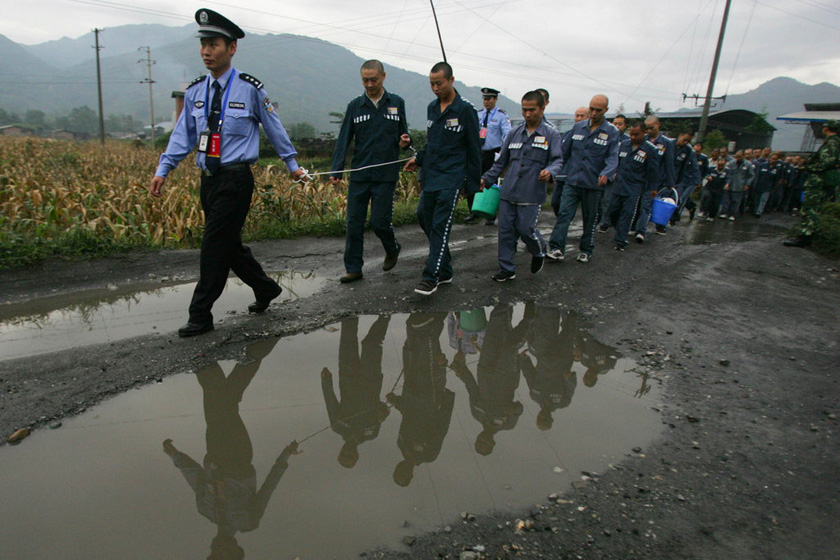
239,73,264,89
186,75,207,90
498,108,507,114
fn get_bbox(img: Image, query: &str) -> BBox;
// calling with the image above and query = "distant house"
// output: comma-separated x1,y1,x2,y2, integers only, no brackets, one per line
649,108,775,149
0,124,36,137
777,103,840,151
51,129,90,141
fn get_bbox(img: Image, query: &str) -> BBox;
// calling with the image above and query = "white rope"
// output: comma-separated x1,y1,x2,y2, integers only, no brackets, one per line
294,147,417,183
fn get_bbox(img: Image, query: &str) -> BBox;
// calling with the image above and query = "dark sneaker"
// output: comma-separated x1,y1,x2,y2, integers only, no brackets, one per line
383,244,401,271
178,322,214,337
248,284,283,313
492,270,516,282
597,224,610,233
340,272,364,284
438,275,453,285
547,248,565,261
614,244,626,252
464,213,478,223
531,255,545,274
414,280,438,296
635,233,645,244
655,226,667,235
576,253,591,263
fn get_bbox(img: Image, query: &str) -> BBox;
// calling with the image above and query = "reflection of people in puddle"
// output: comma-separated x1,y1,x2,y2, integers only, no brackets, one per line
454,304,531,455
162,338,300,560
521,308,578,430
447,310,486,373
321,315,391,468
387,312,454,486
576,329,620,387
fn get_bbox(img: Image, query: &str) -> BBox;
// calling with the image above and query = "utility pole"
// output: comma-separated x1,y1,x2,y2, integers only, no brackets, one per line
93,28,105,146
696,0,733,143
138,46,156,145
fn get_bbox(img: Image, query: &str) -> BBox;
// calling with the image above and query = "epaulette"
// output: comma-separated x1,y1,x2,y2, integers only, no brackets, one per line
239,73,264,89
186,75,207,90
461,96,477,110
498,108,508,114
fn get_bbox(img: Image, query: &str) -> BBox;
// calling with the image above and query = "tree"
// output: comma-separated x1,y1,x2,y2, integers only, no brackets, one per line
746,108,774,136
329,111,345,127
289,121,317,139
66,106,99,136
24,110,45,127
702,129,727,151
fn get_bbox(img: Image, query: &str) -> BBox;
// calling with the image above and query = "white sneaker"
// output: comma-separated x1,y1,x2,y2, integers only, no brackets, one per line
728,216,735,221
547,249,565,261
576,253,591,263
719,214,728,219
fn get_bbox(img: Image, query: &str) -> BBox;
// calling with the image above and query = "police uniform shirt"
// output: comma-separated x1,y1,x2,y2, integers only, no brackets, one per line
330,89,409,183
647,132,676,189
415,90,482,194
482,121,563,205
559,119,621,190
612,138,660,197
477,106,512,152
674,143,700,187
156,67,298,177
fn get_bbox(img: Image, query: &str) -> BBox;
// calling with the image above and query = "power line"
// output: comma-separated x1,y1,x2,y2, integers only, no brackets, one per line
753,0,840,30
723,0,757,96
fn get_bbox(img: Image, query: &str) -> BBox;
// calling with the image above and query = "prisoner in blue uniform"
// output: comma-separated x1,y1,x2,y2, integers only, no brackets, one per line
752,153,783,217
632,116,675,240
547,94,620,262
151,8,305,337
404,62,481,296
330,60,411,283
670,133,700,224
604,123,660,251
701,159,728,219
482,91,563,280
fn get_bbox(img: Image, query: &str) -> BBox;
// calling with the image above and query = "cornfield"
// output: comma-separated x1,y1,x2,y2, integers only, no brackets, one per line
0,137,421,265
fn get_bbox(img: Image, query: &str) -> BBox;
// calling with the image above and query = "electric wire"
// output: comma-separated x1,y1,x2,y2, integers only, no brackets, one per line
723,0,758,97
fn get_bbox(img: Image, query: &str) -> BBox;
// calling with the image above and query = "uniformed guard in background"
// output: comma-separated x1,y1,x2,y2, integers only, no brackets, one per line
329,60,411,284
468,87,511,224
785,119,840,247
150,9,306,337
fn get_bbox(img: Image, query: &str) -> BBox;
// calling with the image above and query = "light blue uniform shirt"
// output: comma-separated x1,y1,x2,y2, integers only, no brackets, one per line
155,66,298,177
477,106,511,152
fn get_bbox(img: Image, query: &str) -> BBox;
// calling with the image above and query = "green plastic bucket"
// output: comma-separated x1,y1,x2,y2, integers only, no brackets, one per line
472,184,501,218
459,309,487,332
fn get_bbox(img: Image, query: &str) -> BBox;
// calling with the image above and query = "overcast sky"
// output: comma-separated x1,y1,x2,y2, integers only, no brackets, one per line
4,0,839,113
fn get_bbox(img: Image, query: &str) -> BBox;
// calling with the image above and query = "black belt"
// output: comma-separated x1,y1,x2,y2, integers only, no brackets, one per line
201,163,251,177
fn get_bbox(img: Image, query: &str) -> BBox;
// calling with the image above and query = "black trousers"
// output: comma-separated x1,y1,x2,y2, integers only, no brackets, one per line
188,166,279,324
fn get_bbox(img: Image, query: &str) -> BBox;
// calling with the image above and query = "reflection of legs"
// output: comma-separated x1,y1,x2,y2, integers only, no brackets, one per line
422,189,460,282
198,363,254,474
360,315,390,377
369,181,399,258
344,182,372,274
339,317,362,378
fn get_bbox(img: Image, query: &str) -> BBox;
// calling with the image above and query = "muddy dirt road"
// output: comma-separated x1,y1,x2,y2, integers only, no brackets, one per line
1,213,838,559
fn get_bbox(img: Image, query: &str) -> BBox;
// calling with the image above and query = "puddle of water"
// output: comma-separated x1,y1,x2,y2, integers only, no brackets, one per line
0,303,662,559
681,218,787,245
0,271,327,361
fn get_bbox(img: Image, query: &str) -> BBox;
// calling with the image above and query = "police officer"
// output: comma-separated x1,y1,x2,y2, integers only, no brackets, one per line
404,62,481,296
468,87,511,224
150,9,306,337
329,60,411,284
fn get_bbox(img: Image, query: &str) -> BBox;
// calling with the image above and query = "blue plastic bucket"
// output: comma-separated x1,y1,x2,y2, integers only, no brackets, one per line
650,197,678,226
472,184,501,218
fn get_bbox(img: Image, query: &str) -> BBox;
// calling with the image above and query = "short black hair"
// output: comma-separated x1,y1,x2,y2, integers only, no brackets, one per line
613,113,627,121
535,88,549,102
629,120,645,130
430,61,453,79
522,90,545,107
361,59,385,73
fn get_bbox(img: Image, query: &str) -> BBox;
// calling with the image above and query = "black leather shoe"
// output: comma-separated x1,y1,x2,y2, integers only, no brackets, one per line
383,244,401,271
340,272,364,284
783,235,812,248
178,322,214,337
248,284,282,313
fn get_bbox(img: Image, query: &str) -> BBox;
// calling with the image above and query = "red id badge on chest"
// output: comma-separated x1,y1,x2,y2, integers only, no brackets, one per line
479,127,487,139
207,132,221,158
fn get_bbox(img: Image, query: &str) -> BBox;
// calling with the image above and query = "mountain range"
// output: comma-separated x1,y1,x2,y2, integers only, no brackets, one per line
2,26,838,150
0,24,519,134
